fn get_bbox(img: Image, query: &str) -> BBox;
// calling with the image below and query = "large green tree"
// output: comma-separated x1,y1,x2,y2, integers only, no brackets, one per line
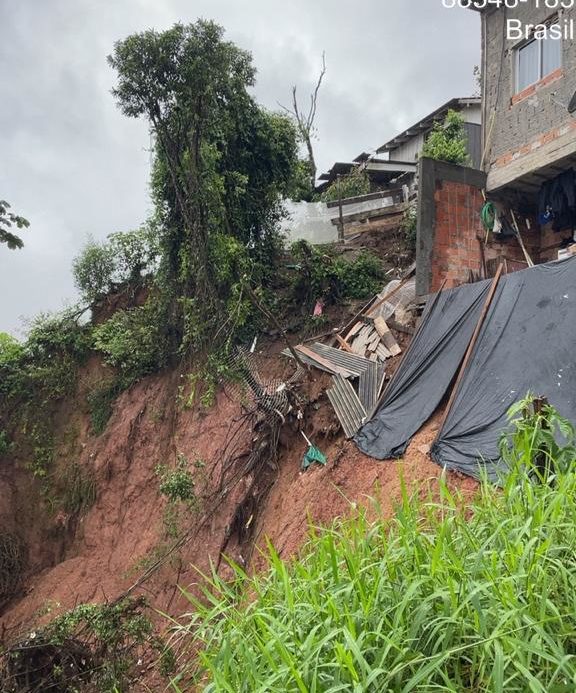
108,21,299,319
0,199,29,249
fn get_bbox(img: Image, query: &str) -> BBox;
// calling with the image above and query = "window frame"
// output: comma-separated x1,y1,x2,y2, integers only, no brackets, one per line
514,19,562,94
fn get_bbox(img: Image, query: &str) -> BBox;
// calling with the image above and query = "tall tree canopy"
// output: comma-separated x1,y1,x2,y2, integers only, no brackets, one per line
108,21,299,316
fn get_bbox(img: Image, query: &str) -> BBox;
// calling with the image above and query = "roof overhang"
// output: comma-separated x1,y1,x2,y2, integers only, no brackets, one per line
365,160,417,174
487,129,576,198
376,97,481,154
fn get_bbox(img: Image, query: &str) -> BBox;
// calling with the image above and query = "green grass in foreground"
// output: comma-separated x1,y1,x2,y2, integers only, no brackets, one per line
169,398,576,692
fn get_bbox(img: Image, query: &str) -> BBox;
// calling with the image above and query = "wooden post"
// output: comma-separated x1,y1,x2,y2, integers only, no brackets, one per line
436,264,504,436
337,174,344,241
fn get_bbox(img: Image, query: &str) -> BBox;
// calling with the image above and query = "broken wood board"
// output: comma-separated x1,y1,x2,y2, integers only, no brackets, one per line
374,317,402,357
326,375,367,439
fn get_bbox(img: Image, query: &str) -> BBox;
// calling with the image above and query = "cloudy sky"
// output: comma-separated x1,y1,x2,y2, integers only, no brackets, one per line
0,0,479,337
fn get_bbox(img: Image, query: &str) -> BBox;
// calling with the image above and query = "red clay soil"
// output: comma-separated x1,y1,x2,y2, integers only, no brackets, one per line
0,335,478,689
254,411,478,567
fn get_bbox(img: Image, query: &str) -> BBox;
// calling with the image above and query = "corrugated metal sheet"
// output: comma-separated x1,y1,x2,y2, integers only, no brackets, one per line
309,343,372,376
327,375,367,439
296,344,355,378
358,361,379,413
282,343,373,379
282,347,354,378
377,364,387,399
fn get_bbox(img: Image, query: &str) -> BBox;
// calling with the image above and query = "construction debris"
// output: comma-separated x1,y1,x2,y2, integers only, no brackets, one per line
326,375,367,439
282,265,417,440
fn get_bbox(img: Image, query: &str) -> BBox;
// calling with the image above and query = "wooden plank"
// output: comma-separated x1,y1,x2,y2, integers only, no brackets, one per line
366,330,381,352
344,321,364,342
329,201,408,226
335,334,354,353
325,188,405,209
374,317,402,357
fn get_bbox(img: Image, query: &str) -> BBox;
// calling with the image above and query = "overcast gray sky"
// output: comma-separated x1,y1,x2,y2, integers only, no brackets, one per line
0,0,479,337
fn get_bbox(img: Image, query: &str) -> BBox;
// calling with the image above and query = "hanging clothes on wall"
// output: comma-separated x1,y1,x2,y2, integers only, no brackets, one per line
538,169,576,231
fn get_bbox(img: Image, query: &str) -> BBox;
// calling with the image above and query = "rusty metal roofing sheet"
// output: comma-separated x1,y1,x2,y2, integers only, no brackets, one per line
327,375,367,439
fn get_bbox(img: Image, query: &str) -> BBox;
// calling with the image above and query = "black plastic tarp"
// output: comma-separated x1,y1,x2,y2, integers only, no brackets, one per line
355,279,491,459
431,256,576,479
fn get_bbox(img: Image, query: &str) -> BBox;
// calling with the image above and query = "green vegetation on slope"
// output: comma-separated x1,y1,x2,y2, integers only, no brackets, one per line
170,398,576,692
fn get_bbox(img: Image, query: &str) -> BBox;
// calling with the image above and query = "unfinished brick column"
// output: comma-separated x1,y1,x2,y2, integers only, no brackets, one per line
416,158,487,295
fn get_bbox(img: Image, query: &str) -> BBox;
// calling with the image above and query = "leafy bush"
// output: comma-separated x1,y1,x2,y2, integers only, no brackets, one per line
0,332,23,365
0,597,162,692
92,297,170,385
0,312,90,403
320,168,370,203
156,454,197,505
72,237,115,304
73,226,159,304
170,400,576,692
291,240,385,306
422,109,469,165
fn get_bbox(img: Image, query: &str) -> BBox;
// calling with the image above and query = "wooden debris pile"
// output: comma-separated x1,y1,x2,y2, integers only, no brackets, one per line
285,264,417,439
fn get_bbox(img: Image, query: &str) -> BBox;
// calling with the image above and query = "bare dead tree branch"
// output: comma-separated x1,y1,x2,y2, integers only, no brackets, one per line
279,52,326,188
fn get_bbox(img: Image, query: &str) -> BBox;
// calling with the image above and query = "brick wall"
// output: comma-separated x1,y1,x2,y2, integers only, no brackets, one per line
430,180,485,291
417,158,488,295
416,158,550,296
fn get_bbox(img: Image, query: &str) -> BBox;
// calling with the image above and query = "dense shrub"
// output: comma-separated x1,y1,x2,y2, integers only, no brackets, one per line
170,399,576,692
291,240,385,307
73,226,159,304
0,312,91,402
92,297,170,385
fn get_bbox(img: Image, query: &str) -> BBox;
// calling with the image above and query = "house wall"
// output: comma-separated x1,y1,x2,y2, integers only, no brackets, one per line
483,6,576,190
417,158,533,295
389,105,482,167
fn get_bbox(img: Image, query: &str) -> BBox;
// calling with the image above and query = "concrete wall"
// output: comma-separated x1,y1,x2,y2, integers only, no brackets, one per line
483,6,576,190
281,193,397,245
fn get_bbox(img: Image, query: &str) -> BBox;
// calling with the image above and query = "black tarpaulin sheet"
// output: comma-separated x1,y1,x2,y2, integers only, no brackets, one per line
431,256,576,479
354,279,491,459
